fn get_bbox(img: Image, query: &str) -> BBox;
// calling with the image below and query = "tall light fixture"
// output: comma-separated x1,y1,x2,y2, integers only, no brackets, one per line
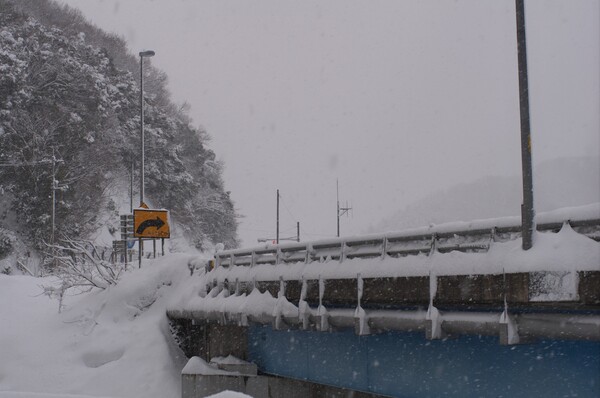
139,50,155,206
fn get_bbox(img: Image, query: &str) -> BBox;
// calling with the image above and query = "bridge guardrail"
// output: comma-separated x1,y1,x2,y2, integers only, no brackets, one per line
215,216,600,268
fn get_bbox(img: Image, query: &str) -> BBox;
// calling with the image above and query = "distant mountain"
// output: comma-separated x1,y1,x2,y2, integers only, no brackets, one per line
373,156,600,232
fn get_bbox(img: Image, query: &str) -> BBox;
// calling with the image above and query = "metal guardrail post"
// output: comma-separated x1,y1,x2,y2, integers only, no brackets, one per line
429,234,438,256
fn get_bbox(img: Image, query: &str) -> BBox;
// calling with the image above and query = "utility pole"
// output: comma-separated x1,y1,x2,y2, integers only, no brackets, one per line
49,150,64,267
50,151,65,247
276,189,280,244
337,181,340,237
0,156,63,260
51,149,56,251
139,49,155,268
515,0,535,250
130,161,134,214
257,191,298,244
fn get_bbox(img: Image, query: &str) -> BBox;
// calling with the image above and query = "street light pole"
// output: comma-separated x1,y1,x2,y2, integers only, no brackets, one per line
139,50,155,207
139,50,154,268
515,1,535,250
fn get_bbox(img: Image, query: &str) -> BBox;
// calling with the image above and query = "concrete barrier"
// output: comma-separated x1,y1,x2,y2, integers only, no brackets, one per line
181,356,389,398
181,356,257,398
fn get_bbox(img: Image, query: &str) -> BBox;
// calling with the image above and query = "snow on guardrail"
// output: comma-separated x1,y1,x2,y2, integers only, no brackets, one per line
215,203,600,269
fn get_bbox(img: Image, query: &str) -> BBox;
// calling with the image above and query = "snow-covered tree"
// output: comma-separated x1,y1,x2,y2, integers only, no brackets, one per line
0,0,239,256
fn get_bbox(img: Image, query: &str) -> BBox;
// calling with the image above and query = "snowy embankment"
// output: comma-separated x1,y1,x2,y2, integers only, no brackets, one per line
0,253,206,398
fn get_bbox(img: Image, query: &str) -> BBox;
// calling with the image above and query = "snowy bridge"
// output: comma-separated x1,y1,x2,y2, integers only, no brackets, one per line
168,205,600,398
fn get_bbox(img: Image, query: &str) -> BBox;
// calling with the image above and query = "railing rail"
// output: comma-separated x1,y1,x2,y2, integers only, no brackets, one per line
215,214,600,268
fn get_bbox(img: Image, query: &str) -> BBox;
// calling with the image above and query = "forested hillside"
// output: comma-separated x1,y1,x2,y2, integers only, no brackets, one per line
0,0,239,253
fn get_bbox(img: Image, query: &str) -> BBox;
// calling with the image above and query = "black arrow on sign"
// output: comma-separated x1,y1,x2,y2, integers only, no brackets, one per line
136,217,165,235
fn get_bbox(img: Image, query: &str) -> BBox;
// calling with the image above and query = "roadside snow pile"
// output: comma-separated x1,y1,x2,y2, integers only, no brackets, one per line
206,392,252,398
0,253,204,398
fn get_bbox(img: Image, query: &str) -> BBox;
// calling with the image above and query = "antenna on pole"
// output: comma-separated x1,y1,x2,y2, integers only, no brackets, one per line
336,179,352,237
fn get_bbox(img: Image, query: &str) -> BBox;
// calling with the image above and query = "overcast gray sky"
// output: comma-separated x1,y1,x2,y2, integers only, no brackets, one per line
60,0,599,246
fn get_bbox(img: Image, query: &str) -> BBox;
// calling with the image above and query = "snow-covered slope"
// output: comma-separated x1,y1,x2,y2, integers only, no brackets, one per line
0,254,198,398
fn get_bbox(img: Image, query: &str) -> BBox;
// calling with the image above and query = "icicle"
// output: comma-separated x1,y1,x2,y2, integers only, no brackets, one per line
429,271,437,305
279,276,285,298
499,268,520,345
499,308,520,345
357,272,364,302
298,277,310,329
354,273,370,335
426,305,442,339
272,276,286,330
426,271,443,339
316,275,329,331
318,275,325,308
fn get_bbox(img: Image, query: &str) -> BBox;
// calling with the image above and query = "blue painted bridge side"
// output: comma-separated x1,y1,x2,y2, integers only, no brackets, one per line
248,326,599,398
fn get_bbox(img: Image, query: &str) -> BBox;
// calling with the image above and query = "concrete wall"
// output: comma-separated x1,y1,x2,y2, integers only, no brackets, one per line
182,372,390,398
170,319,247,361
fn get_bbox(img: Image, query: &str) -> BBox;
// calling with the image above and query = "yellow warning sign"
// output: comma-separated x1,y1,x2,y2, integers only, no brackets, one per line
133,209,170,239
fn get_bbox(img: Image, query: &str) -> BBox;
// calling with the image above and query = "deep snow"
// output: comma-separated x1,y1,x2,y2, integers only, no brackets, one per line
0,254,199,398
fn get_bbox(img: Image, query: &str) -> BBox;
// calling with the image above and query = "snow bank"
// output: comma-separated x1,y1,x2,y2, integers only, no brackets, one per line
0,253,199,398
182,357,237,376
205,392,253,398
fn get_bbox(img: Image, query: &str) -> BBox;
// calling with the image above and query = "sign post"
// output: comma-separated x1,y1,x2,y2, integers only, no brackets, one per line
133,205,170,267
120,214,135,268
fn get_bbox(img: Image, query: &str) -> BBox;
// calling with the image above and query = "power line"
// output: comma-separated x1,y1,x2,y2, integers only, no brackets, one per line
278,193,298,222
